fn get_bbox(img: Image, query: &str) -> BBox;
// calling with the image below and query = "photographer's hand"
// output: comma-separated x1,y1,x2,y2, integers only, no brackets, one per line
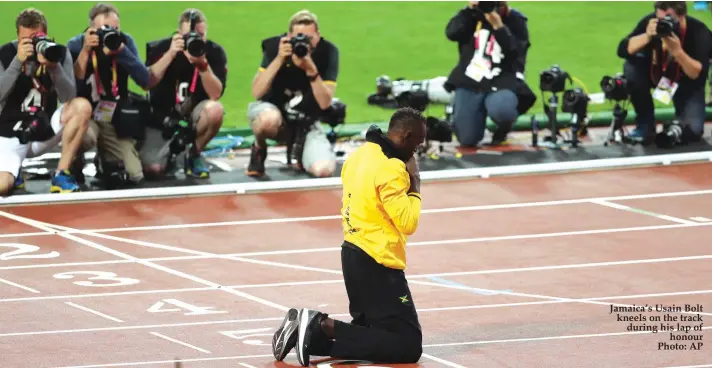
279,37,292,61
665,33,703,80
83,28,99,52
662,33,682,56
646,18,658,38
484,11,503,30
16,38,34,63
292,53,317,74
169,33,184,58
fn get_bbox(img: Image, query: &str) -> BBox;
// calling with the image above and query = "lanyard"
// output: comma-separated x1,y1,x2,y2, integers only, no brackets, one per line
30,65,47,93
175,68,199,105
92,51,118,98
652,26,688,84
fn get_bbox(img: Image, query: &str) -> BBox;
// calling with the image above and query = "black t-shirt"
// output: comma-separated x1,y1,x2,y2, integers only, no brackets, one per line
618,13,712,89
0,41,59,128
145,37,227,118
258,34,339,118
444,7,530,93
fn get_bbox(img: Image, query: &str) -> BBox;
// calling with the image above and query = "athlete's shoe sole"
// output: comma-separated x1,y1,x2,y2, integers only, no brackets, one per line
296,308,322,367
272,308,299,361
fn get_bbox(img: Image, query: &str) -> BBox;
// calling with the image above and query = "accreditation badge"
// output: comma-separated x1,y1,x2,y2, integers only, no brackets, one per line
93,100,118,124
652,77,678,105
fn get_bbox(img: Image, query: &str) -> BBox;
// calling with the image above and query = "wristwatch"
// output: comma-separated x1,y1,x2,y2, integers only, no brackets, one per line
308,72,319,82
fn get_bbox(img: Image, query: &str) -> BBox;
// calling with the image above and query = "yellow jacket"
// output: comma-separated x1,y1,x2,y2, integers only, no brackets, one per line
340,126,422,270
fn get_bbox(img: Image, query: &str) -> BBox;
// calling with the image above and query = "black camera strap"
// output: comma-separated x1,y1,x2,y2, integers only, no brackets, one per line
91,51,118,99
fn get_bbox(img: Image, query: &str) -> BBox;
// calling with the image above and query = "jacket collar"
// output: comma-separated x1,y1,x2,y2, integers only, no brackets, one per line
365,125,411,163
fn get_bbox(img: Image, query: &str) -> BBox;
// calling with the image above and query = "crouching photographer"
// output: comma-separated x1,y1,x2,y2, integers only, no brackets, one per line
67,3,152,187
617,1,711,145
445,1,531,147
0,8,91,196
143,8,227,179
247,10,339,178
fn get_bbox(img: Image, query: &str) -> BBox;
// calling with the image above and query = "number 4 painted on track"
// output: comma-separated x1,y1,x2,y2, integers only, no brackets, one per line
147,299,228,316
218,328,273,346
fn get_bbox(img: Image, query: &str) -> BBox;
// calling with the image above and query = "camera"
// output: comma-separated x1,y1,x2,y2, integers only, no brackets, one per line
183,10,206,57
600,74,629,101
32,33,64,63
290,33,311,58
562,88,589,114
425,116,453,143
656,15,679,37
655,120,683,148
14,112,52,144
477,1,501,13
95,25,123,51
539,65,570,93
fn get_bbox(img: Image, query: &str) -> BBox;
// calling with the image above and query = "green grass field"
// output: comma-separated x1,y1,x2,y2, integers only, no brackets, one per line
1,1,710,128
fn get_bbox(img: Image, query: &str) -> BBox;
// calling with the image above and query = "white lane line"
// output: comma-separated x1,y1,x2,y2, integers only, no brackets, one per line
0,231,52,238
422,326,712,348
0,211,289,312
49,326,712,367
148,332,211,353
65,302,124,323
421,353,467,368
0,276,40,293
590,199,699,225
47,189,712,234
3,254,712,303
2,289,711,338
690,217,712,222
52,353,279,368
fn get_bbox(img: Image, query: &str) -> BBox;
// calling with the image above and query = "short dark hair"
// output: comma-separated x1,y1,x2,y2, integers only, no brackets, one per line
89,3,119,21
388,107,426,132
15,8,47,34
179,8,206,27
654,1,687,16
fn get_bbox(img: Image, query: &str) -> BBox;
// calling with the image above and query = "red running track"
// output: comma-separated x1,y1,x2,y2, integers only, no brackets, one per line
0,163,711,368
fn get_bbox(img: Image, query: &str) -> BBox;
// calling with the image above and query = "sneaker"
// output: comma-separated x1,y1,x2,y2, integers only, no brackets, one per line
295,308,327,367
246,143,267,177
12,170,25,192
50,170,80,193
272,308,299,361
184,153,210,179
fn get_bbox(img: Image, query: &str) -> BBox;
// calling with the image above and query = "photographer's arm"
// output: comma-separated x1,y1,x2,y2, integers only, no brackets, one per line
0,58,23,103
446,6,476,42
47,49,77,103
67,35,90,81
669,32,705,80
618,16,654,58
198,47,227,100
116,34,151,89
146,35,182,89
306,47,339,110
252,51,283,100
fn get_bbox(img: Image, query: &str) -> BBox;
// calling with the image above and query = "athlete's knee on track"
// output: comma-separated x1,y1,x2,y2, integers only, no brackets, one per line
398,333,423,363
0,172,15,197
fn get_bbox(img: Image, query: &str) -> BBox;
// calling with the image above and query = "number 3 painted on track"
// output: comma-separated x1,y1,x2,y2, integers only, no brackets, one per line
0,243,60,261
52,271,140,287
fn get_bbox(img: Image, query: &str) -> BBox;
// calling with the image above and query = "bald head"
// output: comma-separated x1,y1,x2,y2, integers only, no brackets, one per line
387,107,427,157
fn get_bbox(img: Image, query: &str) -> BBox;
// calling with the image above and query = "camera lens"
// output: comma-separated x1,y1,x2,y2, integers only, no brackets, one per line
103,32,121,51
184,33,206,57
36,40,63,62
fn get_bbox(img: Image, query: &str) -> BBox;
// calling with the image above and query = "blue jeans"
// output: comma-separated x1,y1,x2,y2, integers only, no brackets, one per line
624,60,707,139
452,88,519,146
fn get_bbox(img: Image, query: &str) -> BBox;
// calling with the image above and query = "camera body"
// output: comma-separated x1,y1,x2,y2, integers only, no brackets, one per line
183,11,206,57
32,33,64,63
290,33,311,58
477,1,501,13
600,74,629,101
562,88,589,115
539,65,570,93
13,112,52,144
656,15,679,37
95,25,123,51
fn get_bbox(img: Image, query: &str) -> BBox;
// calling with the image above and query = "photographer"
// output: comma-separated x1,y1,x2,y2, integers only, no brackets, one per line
0,8,91,196
445,1,530,147
142,8,226,179
247,10,338,178
617,1,711,144
67,3,151,185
